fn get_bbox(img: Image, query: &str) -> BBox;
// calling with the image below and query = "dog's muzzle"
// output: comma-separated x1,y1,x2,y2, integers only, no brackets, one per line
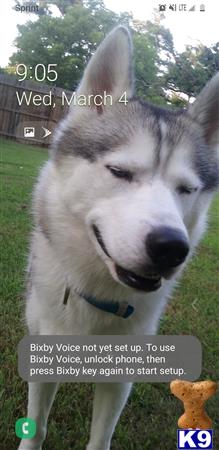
91,224,189,292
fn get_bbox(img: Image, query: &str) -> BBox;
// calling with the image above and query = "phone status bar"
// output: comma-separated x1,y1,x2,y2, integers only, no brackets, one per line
158,4,206,12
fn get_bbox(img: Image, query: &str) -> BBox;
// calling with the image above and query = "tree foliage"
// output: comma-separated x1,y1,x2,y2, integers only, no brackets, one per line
166,44,219,100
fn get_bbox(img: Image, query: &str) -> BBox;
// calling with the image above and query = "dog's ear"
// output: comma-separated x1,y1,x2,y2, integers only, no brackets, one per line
76,26,134,110
188,73,219,148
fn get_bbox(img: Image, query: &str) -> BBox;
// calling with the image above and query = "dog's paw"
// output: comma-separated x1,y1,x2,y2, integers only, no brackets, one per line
18,444,42,450
18,447,42,450
86,445,110,450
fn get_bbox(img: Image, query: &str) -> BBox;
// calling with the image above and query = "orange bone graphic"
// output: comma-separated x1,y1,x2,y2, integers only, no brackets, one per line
170,380,217,429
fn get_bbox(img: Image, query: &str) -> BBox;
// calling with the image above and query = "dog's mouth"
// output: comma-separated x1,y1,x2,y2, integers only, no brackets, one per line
115,265,161,291
92,224,162,292
92,224,111,258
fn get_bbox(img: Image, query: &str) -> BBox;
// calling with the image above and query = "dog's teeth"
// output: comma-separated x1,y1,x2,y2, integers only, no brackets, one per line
128,275,137,282
146,274,160,280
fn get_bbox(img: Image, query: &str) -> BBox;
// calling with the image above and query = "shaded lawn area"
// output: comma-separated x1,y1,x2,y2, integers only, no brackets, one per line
0,138,218,450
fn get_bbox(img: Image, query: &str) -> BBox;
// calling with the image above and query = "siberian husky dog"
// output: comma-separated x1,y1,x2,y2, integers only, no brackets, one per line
18,27,219,450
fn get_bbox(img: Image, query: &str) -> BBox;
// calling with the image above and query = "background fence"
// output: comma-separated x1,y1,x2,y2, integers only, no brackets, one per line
0,74,72,147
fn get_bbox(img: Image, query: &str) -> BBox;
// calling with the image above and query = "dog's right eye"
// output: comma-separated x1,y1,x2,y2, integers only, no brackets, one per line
105,165,133,182
177,185,198,195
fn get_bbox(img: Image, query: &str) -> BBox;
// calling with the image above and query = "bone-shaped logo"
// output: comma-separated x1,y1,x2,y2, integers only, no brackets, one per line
170,379,217,429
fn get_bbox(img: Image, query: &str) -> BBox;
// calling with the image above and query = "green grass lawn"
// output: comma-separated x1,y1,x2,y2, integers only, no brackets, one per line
0,137,218,450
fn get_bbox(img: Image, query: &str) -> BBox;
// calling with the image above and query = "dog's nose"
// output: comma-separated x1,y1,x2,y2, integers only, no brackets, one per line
146,226,189,269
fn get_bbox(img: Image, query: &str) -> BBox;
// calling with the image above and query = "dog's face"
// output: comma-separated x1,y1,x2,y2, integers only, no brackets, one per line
53,27,219,292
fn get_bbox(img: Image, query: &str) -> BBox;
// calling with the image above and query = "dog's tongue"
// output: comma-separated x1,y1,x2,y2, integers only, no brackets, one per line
115,265,161,292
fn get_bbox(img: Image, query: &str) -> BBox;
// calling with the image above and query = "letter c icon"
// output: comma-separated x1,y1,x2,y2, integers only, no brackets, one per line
22,422,29,435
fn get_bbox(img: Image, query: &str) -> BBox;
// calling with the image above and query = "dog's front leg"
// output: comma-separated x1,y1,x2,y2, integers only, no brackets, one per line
86,382,132,450
18,382,59,450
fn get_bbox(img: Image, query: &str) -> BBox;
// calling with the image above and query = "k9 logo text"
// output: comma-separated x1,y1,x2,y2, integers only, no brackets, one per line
177,430,213,449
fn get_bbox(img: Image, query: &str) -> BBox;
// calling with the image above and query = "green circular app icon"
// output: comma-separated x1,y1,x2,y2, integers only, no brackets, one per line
15,418,36,439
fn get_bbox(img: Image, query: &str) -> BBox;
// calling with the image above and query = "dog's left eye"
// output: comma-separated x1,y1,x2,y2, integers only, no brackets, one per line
177,186,198,195
105,165,133,182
